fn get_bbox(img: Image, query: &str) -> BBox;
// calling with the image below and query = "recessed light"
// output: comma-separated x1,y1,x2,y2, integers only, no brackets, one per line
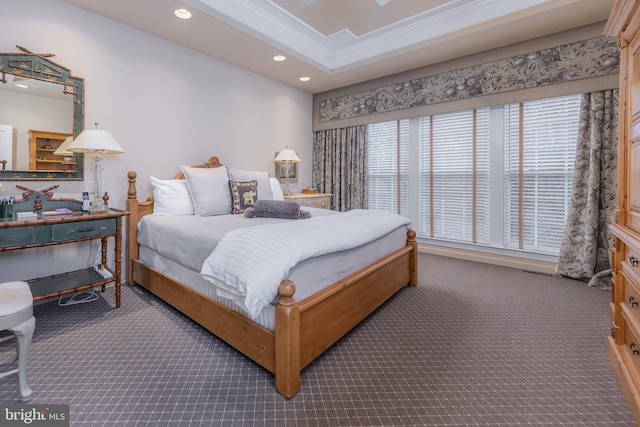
273,55,286,62
299,77,310,82
15,83,28,88
174,8,192,19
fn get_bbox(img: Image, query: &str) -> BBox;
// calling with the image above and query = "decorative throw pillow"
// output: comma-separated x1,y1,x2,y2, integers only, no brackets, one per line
227,167,274,201
180,165,231,216
249,199,303,219
150,176,194,216
229,180,258,214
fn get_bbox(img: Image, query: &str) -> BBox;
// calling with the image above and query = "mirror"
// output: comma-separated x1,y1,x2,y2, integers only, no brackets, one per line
0,46,83,180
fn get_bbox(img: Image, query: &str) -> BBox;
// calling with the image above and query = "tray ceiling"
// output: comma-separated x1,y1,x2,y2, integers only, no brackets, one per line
62,0,614,93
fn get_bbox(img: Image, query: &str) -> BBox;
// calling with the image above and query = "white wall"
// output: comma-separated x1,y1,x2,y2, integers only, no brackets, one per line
0,0,313,282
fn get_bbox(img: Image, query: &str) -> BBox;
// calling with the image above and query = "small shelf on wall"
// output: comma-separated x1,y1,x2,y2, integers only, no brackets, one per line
28,130,75,173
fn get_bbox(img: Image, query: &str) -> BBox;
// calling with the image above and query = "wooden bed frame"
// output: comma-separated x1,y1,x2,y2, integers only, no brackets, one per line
125,156,417,398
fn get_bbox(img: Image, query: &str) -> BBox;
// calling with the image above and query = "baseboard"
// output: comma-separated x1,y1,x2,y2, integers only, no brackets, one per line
418,243,557,275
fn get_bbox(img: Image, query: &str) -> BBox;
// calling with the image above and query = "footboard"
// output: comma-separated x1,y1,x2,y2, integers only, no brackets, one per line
274,230,417,398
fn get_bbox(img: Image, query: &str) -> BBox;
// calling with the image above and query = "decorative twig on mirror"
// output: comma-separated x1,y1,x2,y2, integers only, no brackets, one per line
12,184,82,206
15,45,55,58
15,184,60,194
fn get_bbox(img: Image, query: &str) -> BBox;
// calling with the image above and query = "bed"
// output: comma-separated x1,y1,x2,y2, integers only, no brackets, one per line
125,156,417,398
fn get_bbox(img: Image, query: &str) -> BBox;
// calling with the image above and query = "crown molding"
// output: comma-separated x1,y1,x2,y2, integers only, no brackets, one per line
185,0,571,72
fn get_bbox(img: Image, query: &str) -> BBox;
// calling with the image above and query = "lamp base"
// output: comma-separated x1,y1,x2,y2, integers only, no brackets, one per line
283,163,292,195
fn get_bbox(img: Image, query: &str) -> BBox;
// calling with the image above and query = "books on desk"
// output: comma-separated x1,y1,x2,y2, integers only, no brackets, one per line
15,211,38,220
41,208,74,218
14,208,75,221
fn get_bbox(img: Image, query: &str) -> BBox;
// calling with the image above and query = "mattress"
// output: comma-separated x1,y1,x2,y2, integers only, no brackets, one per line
137,208,408,330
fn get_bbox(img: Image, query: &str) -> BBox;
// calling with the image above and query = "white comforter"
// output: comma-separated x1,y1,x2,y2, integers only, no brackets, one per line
200,209,411,320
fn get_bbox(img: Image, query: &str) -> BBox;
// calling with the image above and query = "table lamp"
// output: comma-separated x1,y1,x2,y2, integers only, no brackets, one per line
53,136,74,156
274,147,300,195
53,136,76,172
67,122,124,209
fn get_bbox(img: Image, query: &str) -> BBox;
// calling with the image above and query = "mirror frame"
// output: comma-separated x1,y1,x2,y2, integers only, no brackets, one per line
0,49,83,180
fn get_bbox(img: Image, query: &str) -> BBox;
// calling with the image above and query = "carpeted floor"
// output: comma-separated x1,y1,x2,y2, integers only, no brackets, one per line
0,253,634,426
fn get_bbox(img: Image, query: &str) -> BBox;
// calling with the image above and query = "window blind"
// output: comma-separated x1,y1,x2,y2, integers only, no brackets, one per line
430,110,476,242
367,93,582,256
367,120,409,216
418,109,490,243
504,95,581,253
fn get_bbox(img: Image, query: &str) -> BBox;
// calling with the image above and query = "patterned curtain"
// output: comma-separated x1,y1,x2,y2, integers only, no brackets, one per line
312,126,368,211
556,89,619,289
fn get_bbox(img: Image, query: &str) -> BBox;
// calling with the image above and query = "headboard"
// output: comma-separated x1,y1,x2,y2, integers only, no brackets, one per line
174,156,223,179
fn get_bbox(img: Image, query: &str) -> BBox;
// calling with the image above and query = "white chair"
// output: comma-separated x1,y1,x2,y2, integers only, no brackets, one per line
0,281,36,401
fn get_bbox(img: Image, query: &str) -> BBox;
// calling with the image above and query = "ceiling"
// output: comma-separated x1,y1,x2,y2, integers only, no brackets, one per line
61,0,614,94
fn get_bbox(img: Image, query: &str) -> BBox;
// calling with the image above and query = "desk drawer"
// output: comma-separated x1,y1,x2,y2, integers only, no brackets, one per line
52,219,116,242
0,227,35,248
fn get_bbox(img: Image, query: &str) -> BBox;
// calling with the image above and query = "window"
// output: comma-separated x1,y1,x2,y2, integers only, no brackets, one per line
418,110,491,243
503,96,581,253
367,120,409,217
367,94,581,256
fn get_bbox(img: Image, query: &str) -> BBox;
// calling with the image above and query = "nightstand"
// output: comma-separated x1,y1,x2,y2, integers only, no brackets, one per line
284,193,332,209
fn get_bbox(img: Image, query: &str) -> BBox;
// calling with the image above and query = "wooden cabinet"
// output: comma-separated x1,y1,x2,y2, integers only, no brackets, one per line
605,2,640,424
28,130,75,172
283,193,332,209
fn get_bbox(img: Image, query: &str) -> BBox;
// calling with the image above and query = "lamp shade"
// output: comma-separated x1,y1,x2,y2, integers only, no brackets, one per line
53,136,74,156
274,148,300,163
67,129,124,154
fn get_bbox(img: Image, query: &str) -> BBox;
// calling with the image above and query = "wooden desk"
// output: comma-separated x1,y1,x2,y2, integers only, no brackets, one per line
0,207,129,308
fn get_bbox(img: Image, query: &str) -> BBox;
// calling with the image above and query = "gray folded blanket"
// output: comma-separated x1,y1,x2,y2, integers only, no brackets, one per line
244,200,311,219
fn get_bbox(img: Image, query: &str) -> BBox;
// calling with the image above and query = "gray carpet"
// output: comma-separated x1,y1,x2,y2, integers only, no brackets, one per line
0,253,634,426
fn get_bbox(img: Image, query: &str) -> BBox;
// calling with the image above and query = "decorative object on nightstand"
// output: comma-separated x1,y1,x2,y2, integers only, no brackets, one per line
274,147,300,195
67,122,124,212
283,192,332,209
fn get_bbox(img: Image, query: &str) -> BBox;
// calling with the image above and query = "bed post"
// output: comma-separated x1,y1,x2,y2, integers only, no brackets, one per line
126,171,140,285
407,229,417,287
275,280,300,399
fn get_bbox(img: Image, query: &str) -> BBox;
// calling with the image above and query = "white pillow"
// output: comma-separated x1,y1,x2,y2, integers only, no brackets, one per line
151,176,194,216
180,165,231,216
270,177,285,201
227,167,273,201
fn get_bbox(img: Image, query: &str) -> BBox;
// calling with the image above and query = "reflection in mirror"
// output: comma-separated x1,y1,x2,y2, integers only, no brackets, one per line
1,76,73,170
0,46,83,180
